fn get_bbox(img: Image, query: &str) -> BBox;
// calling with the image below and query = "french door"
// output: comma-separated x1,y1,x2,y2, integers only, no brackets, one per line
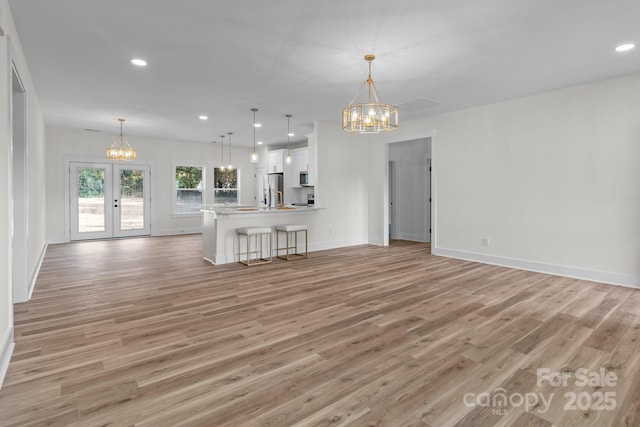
70,162,151,240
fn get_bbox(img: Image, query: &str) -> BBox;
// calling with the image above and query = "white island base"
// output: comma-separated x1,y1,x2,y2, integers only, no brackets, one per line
201,206,320,265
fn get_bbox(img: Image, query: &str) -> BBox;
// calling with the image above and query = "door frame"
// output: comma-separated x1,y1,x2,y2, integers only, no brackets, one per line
382,131,436,247
10,60,28,303
387,147,431,243
65,157,153,242
388,160,396,240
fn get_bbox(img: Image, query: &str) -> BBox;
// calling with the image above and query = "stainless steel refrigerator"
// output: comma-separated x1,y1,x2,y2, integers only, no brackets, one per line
263,173,283,207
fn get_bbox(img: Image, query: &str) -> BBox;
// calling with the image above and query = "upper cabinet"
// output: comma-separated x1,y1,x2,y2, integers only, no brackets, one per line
299,148,309,172
268,140,314,188
290,148,307,188
306,133,317,187
267,149,285,174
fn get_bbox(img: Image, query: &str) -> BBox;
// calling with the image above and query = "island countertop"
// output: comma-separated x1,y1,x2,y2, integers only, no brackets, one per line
201,205,321,264
200,205,320,216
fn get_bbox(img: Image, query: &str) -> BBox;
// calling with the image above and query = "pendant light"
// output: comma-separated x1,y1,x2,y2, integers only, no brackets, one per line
106,118,137,160
285,114,292,164
250,108,259,163
227,132,233,170
342,54,398,133
219,135,226,172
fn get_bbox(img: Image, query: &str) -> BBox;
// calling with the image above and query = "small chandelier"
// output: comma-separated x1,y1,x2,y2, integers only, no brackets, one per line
250,108,259,163
285,114,292,164
342,54,398,133
227,132,233,170
106,118,137,160
219,134,226,172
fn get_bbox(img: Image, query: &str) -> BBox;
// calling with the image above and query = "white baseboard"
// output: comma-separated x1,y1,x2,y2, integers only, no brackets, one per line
0,327,15,390
151,227,202,237
204,254,232,265
433,247,640,289
368,237,384,246
308,237,368,253
47,235,67,244
28,244,47,300
396,233,429,243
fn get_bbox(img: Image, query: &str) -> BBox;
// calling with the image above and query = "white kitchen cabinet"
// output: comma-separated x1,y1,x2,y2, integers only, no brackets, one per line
306,132,317,187
267,149,285,174
289,148,308,188
300,148,309,172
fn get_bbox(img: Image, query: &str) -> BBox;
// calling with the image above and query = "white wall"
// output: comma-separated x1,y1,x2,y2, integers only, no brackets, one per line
389,139,431,242
0,2,11,386
46,128,257,242
25,74,46,296
311,121,369,249
0,0,47,386
370,73,640,288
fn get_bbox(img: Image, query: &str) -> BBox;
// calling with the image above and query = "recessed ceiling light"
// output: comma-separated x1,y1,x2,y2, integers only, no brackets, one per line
131,58,148,66
254,123,262,128
257,141,263,145
288,132,295,137
199,115,208,120
615,43,635,52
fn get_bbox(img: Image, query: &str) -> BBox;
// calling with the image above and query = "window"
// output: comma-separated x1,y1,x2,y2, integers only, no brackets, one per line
174,165,203,214
214,168,238,204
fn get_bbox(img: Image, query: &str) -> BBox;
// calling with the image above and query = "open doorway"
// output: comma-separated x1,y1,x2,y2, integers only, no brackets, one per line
11,63,28,303
387,138,432,246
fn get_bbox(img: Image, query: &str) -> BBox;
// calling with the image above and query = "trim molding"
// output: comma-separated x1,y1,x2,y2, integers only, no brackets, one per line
433,247,640,289
0,327,15,389
151,227,202,237
308,238,368,253
28,243,47,299
368,237,384,246
396,233,428,243
47,235,67,245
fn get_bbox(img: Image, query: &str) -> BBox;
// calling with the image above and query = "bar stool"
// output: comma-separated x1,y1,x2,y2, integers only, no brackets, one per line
275,224,308,260
236,226,272,266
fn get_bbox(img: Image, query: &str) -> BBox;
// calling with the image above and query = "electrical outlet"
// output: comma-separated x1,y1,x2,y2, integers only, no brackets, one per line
481,237,490,247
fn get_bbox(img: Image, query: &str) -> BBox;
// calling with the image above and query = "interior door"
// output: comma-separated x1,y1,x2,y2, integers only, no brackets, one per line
70,162,151,240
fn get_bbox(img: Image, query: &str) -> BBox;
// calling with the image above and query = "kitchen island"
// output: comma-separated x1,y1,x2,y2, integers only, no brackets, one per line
201,205,320,265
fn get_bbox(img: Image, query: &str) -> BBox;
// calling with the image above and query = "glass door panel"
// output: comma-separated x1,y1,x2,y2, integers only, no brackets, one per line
70,163,113,240
114,165,150,237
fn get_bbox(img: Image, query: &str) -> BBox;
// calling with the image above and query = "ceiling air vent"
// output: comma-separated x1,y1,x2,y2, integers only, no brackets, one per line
397,97,441,120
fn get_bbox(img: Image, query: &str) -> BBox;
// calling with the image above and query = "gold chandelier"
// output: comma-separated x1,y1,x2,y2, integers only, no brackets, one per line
342,54,398,133
106,118,137,160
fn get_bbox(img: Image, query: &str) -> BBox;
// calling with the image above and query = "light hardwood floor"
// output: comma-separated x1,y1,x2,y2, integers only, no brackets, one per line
1,235,639,426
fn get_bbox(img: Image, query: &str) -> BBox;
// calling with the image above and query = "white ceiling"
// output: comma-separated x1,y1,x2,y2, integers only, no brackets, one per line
7,0,640,147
